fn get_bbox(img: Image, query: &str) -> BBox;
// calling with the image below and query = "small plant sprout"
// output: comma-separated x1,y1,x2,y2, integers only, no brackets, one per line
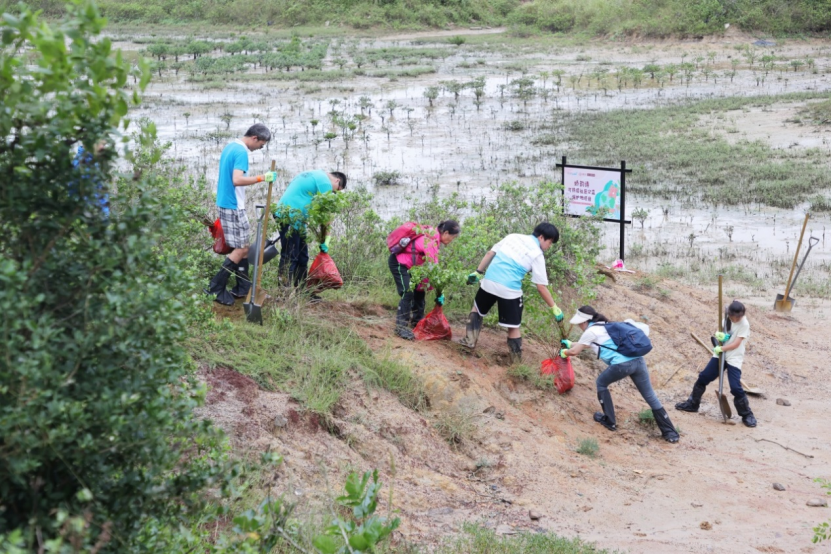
310,119,319,134
219,111,234,130
633,207,649,229
725,225,734,242
638,408,656,425
687,233,697,249
447,35,466,47
423,85,439,107
324,131,337,148
183,111,191,127
577,437,599,458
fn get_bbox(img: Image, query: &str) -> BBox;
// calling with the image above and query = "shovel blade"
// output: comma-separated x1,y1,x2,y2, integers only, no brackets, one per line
243,301,263,325
716,391,732,420
773,294,795,312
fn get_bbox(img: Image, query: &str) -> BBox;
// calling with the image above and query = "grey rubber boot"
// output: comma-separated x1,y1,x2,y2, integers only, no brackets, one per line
593,390,617,431
675,382,706,412
507,337,522,364
459,312,483,348
652,407,680,443
734,395,757,428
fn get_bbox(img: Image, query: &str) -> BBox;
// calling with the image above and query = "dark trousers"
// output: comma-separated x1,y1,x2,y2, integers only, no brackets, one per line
695,357,746,401
388,254,425,326
279,224,309,287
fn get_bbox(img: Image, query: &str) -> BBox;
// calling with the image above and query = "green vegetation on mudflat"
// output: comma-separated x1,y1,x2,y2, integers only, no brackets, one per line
10,0,831,36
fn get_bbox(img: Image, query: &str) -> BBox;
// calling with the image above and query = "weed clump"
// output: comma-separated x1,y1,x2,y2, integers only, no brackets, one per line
576,437,599,458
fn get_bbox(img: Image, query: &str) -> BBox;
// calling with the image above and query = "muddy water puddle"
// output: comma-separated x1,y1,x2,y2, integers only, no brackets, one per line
128,35,831,290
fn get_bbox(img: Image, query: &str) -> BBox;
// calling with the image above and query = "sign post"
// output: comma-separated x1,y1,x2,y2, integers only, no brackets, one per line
557,156,633,261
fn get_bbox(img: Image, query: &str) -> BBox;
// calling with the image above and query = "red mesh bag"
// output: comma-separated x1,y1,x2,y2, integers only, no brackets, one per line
541,356,575,394
307,252,343,292
413,305,451,341
209,218,232,255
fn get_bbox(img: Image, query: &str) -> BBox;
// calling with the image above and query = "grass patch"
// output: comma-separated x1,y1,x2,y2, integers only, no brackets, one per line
434,406,479,449
576,437,599,458
437,523,613,553
810,195,831,212
190,302,425,415
507,363,554,390
637,408,655,426
558,92,831,208
633,275,659,290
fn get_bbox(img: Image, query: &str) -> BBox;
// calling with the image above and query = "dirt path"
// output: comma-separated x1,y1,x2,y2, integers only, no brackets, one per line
376,27,506,42
199,272,831,553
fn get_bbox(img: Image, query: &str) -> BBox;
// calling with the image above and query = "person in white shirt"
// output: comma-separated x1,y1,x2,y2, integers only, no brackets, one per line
560,306,679,443
675,301,756,427
460,222,564,364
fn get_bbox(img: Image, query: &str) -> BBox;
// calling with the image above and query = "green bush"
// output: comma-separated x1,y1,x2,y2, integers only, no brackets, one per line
0,3,229,550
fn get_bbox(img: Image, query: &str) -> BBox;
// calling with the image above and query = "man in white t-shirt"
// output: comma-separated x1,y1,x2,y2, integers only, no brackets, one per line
459,222,565,363
676,300,756,427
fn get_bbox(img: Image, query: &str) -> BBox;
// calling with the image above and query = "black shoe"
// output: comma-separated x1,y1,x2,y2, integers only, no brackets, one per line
396,326,415,340
652,407,680,443
309,294,323,304
594,412,617,431
734,395,757,428
230,259,251,298
594,390,617,431
675,383,706,412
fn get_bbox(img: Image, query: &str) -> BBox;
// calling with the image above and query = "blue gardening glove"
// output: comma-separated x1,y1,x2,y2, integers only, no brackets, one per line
552,304,564,322
715,332,730,343
436,294,445,306
713,345,723,355
319,243,328,253
561,339,572,349
466,271,482,285
263,171,277,183
559,348,569,359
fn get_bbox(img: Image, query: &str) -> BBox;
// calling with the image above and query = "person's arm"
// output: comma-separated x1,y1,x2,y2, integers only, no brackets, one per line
563,342,589,357
232,168,272,187
720,336,744,352
476,251,496,273
536,283,556,308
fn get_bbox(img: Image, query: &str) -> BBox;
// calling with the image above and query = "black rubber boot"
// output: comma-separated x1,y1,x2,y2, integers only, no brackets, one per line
652,407,680,443
507,337,522,364
411,291,426,328
459,312,483,348
395,293,414,340
230,258,252,299
593,390,617,431
734,395,757,428
206,258,236,306
675,382,706,412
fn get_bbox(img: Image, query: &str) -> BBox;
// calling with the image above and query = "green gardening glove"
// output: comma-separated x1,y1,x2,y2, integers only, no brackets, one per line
552,304,564,322
560,339,572,349
263,171,277,183
466,272,482,285
713,345,723,355
559,348,569,359
436,294,445,306
319,243,328,253
715,332,730,343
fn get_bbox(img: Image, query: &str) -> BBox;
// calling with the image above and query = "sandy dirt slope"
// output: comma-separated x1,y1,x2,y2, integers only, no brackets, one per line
198,271,831,553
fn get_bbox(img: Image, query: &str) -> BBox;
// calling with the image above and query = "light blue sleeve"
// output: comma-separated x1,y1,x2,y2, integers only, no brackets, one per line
315,173,333,195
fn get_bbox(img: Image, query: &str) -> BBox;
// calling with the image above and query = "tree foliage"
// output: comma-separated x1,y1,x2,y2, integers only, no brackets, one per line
0,2,228,550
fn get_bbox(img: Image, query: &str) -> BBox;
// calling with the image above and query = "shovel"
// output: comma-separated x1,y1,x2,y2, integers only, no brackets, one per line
715,275,731,422
777,235,819,310
774,213,810,312
243,160,275,325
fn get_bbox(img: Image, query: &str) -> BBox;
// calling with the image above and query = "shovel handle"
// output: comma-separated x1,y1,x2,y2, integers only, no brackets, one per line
253,161,276,302
783,213,810,299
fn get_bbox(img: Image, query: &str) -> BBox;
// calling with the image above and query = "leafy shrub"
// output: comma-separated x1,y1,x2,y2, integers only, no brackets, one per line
0,3,230,550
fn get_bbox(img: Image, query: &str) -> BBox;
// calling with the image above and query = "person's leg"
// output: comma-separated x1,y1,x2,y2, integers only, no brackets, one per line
206,257,237,305
207,209,248,305
498,296,523,363
594,362,631,431
676,357,719,412
278,224,291,284
230,257,251,298
389,255,415,340
295,232,310,287
460,288,493,348
628,359,680,443
727,364,756,427
411,289,426,327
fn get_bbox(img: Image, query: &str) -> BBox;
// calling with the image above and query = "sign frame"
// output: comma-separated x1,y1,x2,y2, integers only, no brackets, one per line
557,156,633,261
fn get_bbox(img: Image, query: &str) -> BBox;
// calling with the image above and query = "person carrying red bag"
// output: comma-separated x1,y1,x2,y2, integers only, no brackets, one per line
388,220,460,340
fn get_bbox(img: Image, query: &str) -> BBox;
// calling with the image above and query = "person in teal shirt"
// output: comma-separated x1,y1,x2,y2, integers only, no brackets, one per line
274,170,347,289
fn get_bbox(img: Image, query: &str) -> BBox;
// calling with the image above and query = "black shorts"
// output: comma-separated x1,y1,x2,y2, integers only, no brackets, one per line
474,288,523,328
